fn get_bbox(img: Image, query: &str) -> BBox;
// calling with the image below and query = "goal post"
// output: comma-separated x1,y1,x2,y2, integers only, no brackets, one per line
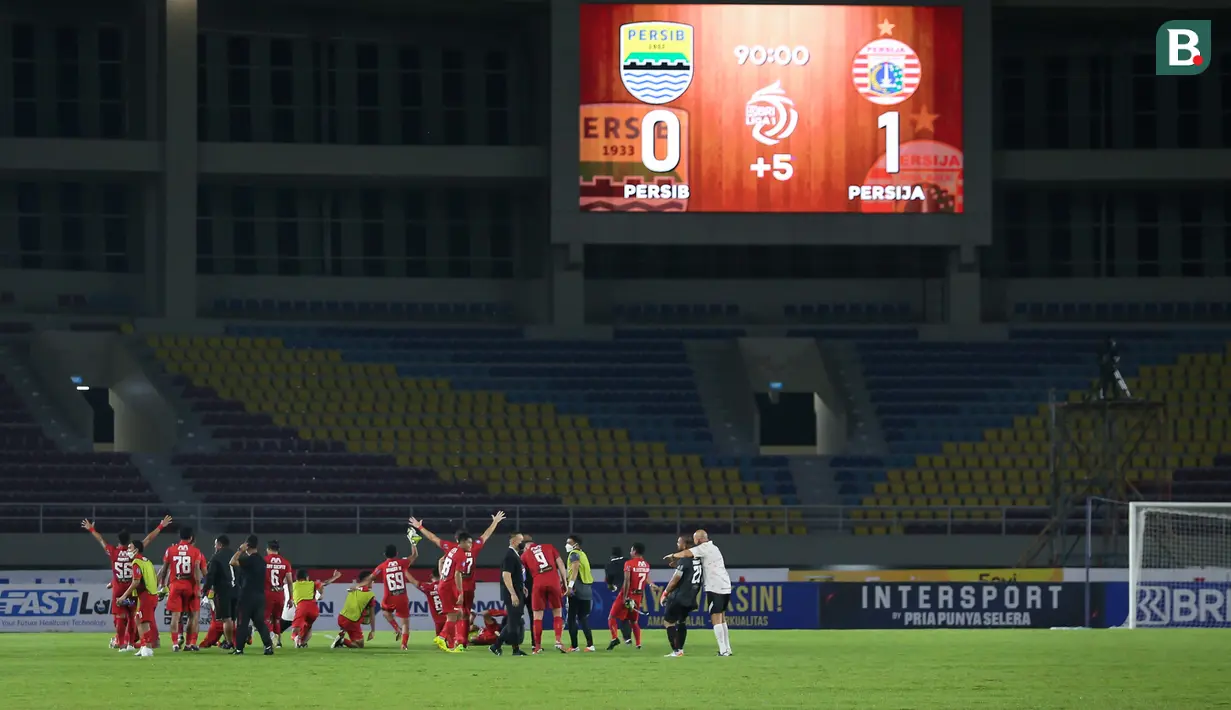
1128,502,1231,628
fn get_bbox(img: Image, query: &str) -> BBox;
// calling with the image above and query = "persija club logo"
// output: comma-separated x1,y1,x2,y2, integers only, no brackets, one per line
745,81,799,146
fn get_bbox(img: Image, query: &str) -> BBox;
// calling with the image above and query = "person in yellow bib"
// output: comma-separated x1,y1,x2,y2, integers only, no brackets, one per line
564,534,596,652
332,574,379,649
288,569,340,648
121,540,161,658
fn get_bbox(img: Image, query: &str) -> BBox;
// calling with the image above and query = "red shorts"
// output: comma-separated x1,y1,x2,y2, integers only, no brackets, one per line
609,593,644,622
111,588,132,618
167,582,200,613
292,601,319,630
432,615,447,636
265,592,285,620
472,630,498,646
461,587,475,612
438,582,461,613
135,593,158,624
382,594,410,619
531,579,563,611
338,616,364,643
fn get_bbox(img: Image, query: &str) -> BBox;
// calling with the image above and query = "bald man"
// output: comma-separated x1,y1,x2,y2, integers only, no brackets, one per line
664,529,733,656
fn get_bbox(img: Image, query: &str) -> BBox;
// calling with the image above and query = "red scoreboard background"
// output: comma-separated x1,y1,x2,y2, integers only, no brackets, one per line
578,4,964,214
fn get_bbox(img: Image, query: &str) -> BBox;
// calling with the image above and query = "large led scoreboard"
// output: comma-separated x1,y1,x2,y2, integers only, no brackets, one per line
578,4,964,214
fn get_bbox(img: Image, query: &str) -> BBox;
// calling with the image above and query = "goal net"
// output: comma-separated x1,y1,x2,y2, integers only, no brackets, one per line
1128,502,1231,628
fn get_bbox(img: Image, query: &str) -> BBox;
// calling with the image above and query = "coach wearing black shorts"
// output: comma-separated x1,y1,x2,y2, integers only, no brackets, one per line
491,532,528,656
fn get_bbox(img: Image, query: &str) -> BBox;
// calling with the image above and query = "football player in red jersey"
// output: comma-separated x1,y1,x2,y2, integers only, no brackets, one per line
469,609,506,646
521,538,568,654
414,568,447,638
354,540,419,650
81,515,171,652
409,511,505,651
262,540,292,648
607,542,659,651
156,526,207,651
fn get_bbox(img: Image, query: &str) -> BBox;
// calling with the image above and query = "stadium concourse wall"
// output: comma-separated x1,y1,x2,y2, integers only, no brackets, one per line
0,533,1040,569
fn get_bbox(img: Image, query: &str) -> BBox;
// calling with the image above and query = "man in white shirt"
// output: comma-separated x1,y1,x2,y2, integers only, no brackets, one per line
663,529,733,656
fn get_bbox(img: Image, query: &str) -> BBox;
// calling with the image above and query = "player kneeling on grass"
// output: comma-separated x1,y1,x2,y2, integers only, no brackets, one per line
333,575,379,649
288,569,341,648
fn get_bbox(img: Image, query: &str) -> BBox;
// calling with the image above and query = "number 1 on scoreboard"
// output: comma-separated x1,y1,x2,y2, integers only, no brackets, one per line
878,111,901,175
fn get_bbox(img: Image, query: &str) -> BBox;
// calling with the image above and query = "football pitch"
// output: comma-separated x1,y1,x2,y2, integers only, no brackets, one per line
0,630,1223,709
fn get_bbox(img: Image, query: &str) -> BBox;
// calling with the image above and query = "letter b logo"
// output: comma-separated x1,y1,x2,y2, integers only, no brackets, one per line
1155,20,1212,75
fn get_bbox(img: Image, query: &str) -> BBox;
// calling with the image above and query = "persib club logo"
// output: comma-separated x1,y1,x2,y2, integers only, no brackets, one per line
745,81,798,146
852,38,922,106
620,22,694,105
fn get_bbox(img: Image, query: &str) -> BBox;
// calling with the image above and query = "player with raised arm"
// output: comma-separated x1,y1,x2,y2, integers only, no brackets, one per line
409,511,506,651
120,540,162,657
157,526,206,652
332,573,379,649
81,515,171,652
664,529,733,656
659,535,701,657
608,542,659,651
520,537,568,654
263,540,292,648
288,568,341,648
353,540,419,650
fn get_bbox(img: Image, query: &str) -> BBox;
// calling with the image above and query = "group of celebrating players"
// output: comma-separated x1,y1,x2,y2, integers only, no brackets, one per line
82,508,735,658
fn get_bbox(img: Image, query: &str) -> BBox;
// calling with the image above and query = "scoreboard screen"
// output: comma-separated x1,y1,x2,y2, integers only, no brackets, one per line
578,4,964,214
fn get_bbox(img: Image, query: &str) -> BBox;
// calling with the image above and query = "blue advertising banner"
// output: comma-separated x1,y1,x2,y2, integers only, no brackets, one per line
582,582,820,629
819,582,1086,629
1104,581,1231,628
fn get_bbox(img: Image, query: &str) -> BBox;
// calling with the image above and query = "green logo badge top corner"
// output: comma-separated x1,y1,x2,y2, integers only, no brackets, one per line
1156,20,1212,75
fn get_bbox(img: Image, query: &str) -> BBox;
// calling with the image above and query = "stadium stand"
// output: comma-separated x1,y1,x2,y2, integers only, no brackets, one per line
0,374,157,533
1012,301,1231,323
783,302,915,324
150,328,799,536
831,329,1231,535
209,299,515,322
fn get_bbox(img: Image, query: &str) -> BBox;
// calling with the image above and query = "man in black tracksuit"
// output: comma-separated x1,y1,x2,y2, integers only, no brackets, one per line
201,535,237,649
230,534,274,655
605,547,632,642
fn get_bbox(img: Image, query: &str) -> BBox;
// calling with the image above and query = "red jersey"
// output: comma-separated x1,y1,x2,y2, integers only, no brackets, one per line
440,541,483,590
104,544,135,587
370,558,409,601
481,609,506,631
623,558,651,595
162,543,206,583
439,546,467,589
521,543,563,582
264,554,292,592
416,579,445,618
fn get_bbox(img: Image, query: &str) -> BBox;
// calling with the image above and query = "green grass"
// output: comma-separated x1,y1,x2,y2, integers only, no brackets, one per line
1,630,1226,709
